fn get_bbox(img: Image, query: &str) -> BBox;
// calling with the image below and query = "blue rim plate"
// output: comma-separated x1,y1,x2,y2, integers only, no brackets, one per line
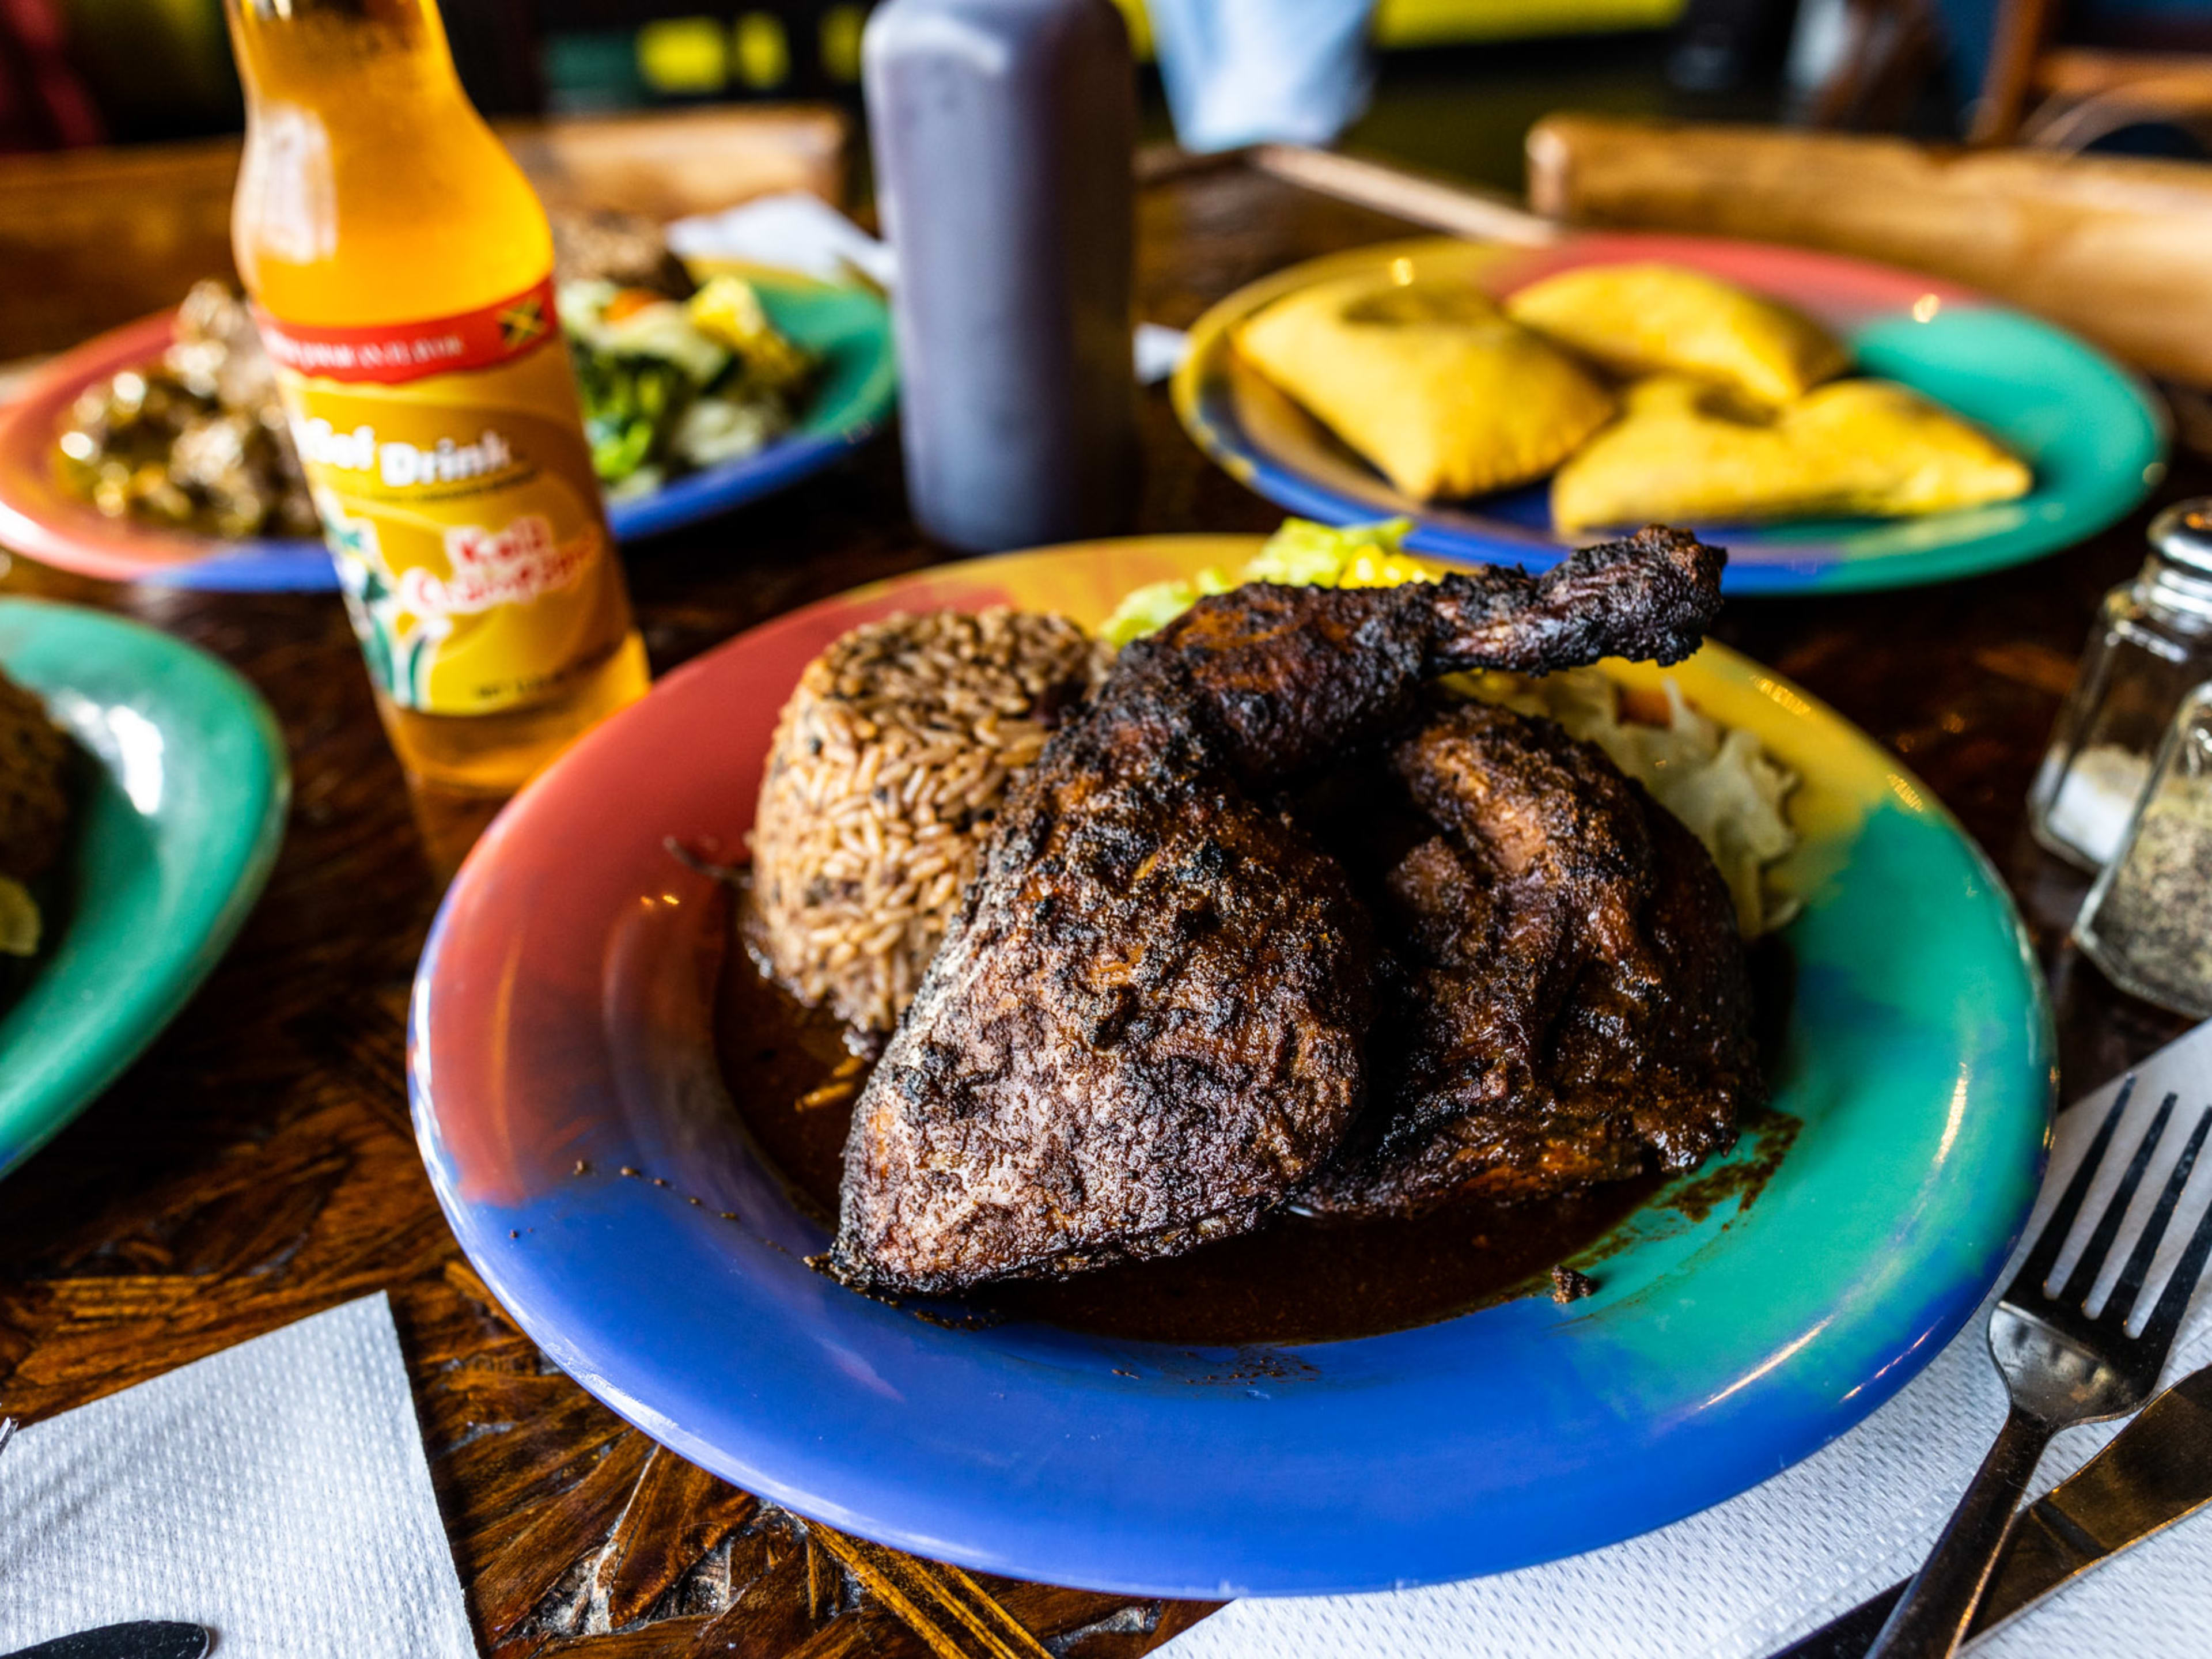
410,536,2052,1596
0,597,289,1176
0,274,895,593
1173,235,2168,595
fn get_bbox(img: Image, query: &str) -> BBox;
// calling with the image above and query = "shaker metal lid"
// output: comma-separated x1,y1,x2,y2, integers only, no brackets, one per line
2150,499,2212,575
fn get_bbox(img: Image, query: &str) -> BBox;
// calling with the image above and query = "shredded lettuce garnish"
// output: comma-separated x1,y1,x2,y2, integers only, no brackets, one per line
1098,517,1426,646
558,275,815,489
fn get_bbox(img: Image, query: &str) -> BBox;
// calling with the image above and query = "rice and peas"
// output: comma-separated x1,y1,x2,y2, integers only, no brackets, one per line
746,521,1798,1037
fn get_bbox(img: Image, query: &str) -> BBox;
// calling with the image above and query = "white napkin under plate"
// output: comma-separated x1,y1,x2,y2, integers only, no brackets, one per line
1164,1019,2212,1659
666,191,1194,385
0,1292,475,1659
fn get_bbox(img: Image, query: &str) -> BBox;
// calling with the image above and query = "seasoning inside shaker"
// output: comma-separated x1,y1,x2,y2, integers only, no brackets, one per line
2075,680,2212,1020
2029,499,2212,870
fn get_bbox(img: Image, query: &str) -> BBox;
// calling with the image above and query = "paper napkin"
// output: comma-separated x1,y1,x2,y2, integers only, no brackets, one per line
668,191,899,291
1164,1020,2212,1659
0,1292,476,1659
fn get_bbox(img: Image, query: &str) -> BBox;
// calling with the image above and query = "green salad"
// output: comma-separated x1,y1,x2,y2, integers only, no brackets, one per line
1099,517,1426,645
559,274,817,498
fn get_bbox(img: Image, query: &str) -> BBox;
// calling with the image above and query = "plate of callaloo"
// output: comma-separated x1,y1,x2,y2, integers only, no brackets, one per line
0,238,895,593
409,522,2050,1596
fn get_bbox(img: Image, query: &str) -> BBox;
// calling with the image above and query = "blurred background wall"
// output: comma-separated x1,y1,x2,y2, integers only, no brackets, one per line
7,0,2212,183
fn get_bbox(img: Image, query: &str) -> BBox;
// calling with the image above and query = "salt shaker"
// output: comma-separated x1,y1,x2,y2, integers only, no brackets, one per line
2028,499,2212,869
2075,680,2212,1019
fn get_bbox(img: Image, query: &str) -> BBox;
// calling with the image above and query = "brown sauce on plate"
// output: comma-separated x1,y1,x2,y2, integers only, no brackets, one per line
710,906,1777,1346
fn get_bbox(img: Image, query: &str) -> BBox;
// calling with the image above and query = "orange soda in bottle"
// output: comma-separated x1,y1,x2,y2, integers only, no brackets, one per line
224,0,649,792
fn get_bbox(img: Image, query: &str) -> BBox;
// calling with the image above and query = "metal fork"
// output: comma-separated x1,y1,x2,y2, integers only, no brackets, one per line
1867,1080,2212,1658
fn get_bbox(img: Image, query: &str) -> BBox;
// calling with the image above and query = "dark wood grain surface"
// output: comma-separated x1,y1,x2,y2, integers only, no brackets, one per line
0,153,2192,1659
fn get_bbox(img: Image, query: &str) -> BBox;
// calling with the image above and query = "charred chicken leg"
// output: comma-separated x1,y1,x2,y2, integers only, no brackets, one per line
831,527,1726,1294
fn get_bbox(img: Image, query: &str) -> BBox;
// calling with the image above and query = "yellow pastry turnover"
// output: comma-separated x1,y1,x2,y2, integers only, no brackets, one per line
1233,275,1615,501
1552,376,2033,532
1506,263,1850,407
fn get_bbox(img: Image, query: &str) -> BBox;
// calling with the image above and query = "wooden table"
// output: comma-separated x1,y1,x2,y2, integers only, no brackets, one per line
0,150,2192,1659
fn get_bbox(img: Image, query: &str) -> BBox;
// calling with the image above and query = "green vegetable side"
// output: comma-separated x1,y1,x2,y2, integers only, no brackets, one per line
1099,517,1425,645
559,275,818,498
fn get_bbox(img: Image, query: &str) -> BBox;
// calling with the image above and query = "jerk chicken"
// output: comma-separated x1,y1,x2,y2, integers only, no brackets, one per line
1307,699,1760,1217
831,527,1731,1296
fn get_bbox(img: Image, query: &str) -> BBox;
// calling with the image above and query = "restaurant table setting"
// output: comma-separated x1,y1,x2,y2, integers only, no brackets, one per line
1161,1021,2212,1659
11,0,2212,1652
4,1030,2208,1657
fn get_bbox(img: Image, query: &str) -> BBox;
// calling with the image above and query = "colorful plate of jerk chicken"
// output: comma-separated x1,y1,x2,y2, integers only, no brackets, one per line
409,524,2051,1596
1175,234,2166,594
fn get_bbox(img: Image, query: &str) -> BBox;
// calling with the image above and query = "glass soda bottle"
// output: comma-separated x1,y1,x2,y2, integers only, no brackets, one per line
224,0,649,793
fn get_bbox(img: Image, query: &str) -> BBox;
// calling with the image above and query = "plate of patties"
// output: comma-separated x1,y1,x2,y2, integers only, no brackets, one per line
1173,234,2166,594
410,522,2050,1596
0,598,287,1176
0,214,895,592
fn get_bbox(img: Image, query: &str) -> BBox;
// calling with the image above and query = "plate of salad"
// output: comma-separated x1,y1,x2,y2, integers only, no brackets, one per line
0,244,896,593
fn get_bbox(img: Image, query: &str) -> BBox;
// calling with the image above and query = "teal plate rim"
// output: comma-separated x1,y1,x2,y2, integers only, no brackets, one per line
0,596,290,1176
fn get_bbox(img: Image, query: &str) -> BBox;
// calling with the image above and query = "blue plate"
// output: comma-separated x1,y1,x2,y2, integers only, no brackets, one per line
410,537,2051,1596
0,276,895,593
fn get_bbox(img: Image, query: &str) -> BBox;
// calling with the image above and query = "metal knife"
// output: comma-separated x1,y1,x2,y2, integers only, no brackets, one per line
1772,1362,2212,1658
0,1624,209,1659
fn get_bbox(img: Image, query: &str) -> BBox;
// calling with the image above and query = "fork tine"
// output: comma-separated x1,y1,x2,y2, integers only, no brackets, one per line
2131,1108,2212,1361
2058,1090,2177,1309
2133,1187,2212,1359
2107,1101,2209,1325
2009,1076,2137,1302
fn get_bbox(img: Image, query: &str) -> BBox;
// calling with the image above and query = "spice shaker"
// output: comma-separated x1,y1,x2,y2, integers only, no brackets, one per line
2074,680,2212,1019
863,0,1139,554
2028,499,2212,869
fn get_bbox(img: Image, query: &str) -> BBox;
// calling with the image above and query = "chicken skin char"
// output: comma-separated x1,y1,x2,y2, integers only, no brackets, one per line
830,527,1731,1295
1306,699,1760,1218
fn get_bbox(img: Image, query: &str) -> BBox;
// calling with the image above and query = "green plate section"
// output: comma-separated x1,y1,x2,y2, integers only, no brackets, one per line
1740,308,2172,585
759,275,897,444
0,599,289,1176
1555,647,2056,1406
603,271,897,542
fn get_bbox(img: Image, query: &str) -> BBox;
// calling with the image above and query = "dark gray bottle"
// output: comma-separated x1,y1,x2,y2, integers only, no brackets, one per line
863,0,1138,553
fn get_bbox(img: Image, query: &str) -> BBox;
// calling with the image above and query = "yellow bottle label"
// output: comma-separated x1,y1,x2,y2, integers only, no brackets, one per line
260,276,633,715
